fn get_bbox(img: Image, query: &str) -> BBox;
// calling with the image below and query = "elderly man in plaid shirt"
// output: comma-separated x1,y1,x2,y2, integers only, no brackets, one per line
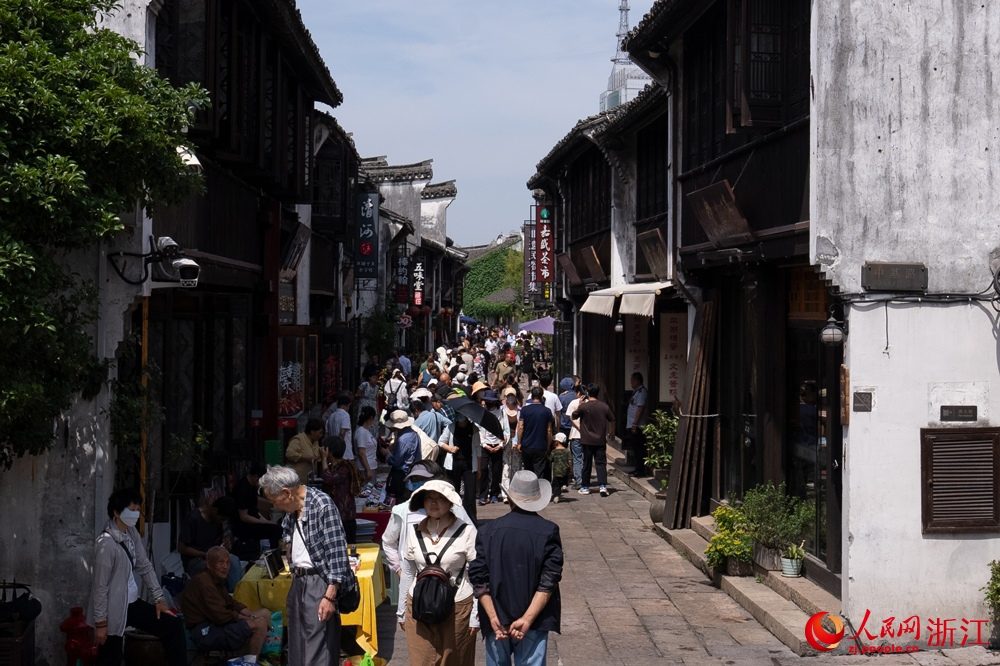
260,465,349,665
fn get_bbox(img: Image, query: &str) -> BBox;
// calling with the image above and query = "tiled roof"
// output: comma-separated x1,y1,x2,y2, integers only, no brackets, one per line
461,234,522,263
361,157,434,183
483,287,519,305
422,180,458,200
623,0,706,53
260,1,342,107
593,84,667,138
313,110,359,163
527,112,610,189
622,0,673,49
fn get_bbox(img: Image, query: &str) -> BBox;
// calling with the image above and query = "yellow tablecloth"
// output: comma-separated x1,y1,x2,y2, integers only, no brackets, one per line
233,544,386,653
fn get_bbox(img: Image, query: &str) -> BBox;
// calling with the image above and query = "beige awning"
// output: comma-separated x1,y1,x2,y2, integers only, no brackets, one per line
580,292,616,317
617,280,673,317
580,281,673,318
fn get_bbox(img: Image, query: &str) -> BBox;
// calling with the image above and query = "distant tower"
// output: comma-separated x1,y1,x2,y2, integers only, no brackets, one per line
599,0,651,112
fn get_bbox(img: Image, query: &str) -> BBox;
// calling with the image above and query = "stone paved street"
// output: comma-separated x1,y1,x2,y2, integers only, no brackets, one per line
374,479,1000,665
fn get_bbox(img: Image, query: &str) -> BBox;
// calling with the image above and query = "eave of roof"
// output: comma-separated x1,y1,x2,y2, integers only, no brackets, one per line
623,0,709,54
422,180,458,200
258,1,343,107
313,110,360,163
361,158,434,183
593,84,668,138
527,112,610,189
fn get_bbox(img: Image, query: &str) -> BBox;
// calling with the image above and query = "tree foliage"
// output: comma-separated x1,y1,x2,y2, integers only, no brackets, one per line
0,0,208,467
463,247,524,320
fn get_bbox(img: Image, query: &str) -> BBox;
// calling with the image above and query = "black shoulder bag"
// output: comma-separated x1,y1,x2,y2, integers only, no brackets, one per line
294,518,360,614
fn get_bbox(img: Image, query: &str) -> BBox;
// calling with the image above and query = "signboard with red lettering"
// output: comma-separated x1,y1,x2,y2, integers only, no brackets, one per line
660,311,688,403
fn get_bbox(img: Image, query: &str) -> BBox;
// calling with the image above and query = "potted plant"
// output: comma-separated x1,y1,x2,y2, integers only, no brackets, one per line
740,482,813,571
704,505,753,576
641,410,678,482
981,559,1000,648
781,541,806,577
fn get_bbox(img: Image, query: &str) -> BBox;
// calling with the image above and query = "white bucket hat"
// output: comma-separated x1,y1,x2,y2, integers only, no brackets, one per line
408,479,463,512
502,471,552,513
386,409,414,429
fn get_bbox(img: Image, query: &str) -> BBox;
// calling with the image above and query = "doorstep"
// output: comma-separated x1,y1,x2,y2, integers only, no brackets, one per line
606,439,660,502
649,514,834,656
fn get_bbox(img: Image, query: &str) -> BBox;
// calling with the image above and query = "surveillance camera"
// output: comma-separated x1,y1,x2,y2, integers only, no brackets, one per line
172,257,200,288
156,236,182,258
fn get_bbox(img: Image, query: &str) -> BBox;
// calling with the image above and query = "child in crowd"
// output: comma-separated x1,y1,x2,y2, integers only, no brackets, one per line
549,433,571,503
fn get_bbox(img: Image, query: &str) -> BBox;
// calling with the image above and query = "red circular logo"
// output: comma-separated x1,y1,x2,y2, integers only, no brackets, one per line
805,611,845,652
360,241,373,256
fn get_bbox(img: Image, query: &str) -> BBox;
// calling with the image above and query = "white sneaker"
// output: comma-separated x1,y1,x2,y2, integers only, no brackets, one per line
578,487,591,495
599,486,609,497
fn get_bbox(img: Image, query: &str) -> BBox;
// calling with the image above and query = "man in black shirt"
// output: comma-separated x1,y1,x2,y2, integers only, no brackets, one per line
231,463,282,557
469,471,563,663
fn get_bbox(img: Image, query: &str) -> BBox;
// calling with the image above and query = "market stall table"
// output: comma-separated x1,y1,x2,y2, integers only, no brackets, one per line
358,510,392,544
233,543,386,653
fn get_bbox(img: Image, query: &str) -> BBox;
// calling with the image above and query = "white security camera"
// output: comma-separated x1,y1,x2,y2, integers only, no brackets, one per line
172,257,200,288
156,236,182,258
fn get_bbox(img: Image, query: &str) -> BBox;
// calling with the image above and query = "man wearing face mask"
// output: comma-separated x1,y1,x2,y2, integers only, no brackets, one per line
90,488,187,666
380,460,472,629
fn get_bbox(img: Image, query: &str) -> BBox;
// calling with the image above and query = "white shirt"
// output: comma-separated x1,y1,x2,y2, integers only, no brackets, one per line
384,377,409,410
355,426,377,473
567,397,583,440
126,571,139,605
404,517,479,628
543,390,562,421
327,408,354,460
290,521,315,568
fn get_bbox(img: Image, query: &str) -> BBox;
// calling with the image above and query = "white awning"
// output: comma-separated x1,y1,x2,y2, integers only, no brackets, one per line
580,280,673,318
580,292,616,317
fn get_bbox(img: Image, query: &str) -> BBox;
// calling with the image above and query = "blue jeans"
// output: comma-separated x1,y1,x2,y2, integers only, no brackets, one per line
569,439,583,485
484,630,549,666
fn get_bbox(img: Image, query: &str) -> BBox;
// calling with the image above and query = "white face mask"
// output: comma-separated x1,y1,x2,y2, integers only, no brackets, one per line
119,508,140,528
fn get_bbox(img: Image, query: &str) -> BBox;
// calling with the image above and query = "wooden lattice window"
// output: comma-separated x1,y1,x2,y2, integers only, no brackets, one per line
921,428,1000,534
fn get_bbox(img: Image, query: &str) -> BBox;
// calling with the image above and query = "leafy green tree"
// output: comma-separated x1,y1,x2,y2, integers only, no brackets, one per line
0,0,207,468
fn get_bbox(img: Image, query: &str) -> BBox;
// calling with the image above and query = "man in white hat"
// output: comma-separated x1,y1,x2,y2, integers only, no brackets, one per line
469,471,563,665
386,410,421,501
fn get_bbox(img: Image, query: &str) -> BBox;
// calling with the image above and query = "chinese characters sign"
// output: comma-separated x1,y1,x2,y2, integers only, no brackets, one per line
535,205,555,285
523,222,540,300
659,312,687,403
624,317,649,386
356,193,379,279
395,255,410,304
412,255,426,306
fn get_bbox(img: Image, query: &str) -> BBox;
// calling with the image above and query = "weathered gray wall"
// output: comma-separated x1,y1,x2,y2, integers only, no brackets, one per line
812,0,1000,293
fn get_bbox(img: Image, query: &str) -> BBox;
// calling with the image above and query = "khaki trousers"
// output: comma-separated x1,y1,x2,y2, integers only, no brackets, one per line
405,595,476,665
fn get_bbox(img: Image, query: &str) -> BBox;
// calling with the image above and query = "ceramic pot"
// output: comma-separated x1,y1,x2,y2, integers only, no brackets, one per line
780,556,803,577
649,492,667,523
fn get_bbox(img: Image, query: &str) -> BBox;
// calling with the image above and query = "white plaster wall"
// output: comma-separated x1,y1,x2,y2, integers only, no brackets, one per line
420,197,452,249
843,301,1000,636
379,180,428,244
812,1,1000,293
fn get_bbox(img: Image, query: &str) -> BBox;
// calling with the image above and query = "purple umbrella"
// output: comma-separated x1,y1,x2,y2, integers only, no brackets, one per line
518,316,556,335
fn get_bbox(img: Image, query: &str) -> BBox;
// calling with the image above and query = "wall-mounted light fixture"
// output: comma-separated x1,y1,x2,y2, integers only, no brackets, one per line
614,316,624,334
820,313,847,346
108,236,200,288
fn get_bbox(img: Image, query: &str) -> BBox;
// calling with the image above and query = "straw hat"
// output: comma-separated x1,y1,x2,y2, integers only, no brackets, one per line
503,471,551,513
386,409,414,429
470,381,489,396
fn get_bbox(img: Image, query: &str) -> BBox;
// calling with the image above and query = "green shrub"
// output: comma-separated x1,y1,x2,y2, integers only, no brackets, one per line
641,410,677,470
740,482,813,550
704,504,752,568
983,560,1000,619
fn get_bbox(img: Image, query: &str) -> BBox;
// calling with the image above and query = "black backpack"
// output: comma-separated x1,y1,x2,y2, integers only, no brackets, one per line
411,523,467,625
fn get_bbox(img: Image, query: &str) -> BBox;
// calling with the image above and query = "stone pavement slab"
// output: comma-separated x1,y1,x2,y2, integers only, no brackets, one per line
373,479,1000,665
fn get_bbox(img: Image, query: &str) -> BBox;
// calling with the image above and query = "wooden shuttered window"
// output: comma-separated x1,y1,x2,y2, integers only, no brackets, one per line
921,428,1000,534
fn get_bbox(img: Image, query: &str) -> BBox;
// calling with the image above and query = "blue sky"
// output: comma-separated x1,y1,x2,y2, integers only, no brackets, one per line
296,0,655,246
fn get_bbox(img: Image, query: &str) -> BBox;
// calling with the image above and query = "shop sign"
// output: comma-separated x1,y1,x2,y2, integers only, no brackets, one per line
412,255,426,306
660,311,688,403
356,192,379,279
278,281,296,325
523,222,540,300
535,205,555,285
395,255,410,304
624,317,649,386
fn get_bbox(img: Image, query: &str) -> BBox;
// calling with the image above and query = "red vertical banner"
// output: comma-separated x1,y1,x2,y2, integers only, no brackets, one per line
535,205,555,288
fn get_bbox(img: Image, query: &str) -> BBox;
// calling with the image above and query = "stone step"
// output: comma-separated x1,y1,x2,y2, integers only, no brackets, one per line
653,525,715,579
721,575,814,657
690,514,716,542
760,570,842,617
